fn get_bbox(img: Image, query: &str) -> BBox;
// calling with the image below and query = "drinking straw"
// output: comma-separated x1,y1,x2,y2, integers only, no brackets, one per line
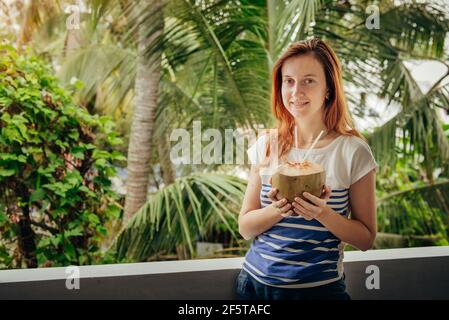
302,130,325,163
294,126,299,163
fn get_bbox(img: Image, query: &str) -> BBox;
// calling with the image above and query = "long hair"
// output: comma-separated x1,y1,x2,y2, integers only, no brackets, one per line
266,37,364,161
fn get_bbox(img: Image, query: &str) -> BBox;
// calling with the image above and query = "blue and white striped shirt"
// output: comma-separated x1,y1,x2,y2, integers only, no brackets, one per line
243,184,349,288
243,134,378,288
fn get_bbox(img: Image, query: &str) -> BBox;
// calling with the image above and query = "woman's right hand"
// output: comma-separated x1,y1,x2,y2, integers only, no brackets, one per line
266,188,293,217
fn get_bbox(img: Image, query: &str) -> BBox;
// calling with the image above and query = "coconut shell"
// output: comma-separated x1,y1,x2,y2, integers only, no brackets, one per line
271,161,326,203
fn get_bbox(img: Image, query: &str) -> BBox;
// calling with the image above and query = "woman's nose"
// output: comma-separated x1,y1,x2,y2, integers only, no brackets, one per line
291,86,305,99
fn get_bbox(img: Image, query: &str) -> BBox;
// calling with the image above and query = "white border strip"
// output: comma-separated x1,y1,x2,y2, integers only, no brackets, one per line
0,258,245,284
0,246,448,284
343,246,449,262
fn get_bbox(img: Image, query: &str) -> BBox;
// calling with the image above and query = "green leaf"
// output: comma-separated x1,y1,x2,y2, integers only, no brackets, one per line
30,189,46,202
96,225,108,236
0,212,7,224
87,213,100,225
64,227,84,238
106,205,121,219
0,168,15,177
95,158,107,167
63,242,77,261
64,171,82,187
68,130,80,140
110,150,126,161
71,146,85,160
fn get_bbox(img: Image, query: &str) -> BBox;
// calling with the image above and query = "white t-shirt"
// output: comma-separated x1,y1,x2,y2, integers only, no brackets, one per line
247,134,378,189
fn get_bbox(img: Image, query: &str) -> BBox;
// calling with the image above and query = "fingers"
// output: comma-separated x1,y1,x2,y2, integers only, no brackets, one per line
271,198,293,217
321,185,332,200
301,193,326,208
266,188,279,202
278,201,292,214
281,210,294,217
272,198,289,211
292,202,314,220
289,188,332,221
301,197,323,214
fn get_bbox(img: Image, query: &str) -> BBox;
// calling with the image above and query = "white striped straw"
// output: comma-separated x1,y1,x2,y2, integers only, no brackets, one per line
294,126,299,163
302,130,325,163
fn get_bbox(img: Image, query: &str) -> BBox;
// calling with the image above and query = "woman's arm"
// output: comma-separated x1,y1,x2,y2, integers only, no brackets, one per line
238,165,292,240
292,169,377,251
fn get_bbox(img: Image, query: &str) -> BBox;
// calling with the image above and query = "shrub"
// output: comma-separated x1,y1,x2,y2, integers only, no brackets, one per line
0,45,124,268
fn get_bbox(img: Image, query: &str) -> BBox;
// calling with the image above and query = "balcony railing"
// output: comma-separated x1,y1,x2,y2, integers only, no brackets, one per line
1,246,448,299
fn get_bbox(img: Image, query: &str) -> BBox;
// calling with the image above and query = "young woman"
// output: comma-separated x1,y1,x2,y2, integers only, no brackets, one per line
236,37,378,300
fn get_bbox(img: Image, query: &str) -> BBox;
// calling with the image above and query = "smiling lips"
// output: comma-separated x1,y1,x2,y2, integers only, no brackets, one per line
290,100,310,107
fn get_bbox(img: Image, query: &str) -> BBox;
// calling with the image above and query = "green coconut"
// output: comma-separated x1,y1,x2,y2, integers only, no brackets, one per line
271,161,326,203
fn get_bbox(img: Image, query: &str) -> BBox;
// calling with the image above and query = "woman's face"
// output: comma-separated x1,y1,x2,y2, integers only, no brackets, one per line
281,53,328,119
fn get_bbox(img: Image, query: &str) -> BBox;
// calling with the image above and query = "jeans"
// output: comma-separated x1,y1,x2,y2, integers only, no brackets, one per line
235,269,351,300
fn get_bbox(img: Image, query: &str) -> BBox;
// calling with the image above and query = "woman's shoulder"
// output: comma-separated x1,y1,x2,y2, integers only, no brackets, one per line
329,134,377,186
339,134,372,152
247,130,274,165
249,129,276,148
338,134,376,166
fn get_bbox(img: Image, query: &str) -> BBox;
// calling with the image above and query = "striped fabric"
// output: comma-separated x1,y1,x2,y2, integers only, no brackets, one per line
242,183,349,288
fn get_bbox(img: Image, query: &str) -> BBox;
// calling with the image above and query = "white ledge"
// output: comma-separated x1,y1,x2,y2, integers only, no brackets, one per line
1,246,448,284
342,245,449,262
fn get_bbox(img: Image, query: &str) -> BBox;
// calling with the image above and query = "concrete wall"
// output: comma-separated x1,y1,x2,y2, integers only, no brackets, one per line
1,246,448,299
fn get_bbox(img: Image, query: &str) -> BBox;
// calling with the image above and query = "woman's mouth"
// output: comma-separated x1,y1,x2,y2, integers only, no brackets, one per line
290,101,310,108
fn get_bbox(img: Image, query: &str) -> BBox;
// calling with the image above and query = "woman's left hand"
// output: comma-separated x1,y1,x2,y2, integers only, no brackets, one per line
291,185,332,220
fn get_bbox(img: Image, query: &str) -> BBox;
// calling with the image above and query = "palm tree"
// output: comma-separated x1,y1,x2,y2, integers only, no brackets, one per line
123,0,164,221
16,0,449,258
116,0,449,257
112,173,246,261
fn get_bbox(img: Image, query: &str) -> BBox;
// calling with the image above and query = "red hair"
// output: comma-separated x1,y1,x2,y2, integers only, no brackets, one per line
266,37,364,161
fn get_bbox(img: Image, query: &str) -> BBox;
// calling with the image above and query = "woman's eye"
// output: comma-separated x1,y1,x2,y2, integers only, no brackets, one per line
304,79,315,85
284,79,294,84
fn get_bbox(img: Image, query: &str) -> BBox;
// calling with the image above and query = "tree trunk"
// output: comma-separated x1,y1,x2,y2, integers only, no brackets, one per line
18,215,37,268
157,132,175,186
17,185,37,268
124,0,163,221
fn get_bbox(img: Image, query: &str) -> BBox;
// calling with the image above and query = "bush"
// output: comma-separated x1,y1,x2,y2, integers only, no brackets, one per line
0,45,124,268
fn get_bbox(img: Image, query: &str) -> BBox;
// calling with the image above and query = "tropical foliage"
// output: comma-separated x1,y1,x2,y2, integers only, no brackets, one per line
0,45,123,268
0,0,448,266
111,173,246,262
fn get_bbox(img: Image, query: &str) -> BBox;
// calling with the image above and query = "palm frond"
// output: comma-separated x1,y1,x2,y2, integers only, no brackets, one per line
109,173,246,262
368,68,449,178
57,44,136,112
275,0,324,57
367,114,399,175
130,0,270,129
379,1,449,59
377,179,449,238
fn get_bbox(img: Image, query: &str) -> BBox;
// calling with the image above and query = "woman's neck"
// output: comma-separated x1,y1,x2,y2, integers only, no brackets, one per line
294,119,328,145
